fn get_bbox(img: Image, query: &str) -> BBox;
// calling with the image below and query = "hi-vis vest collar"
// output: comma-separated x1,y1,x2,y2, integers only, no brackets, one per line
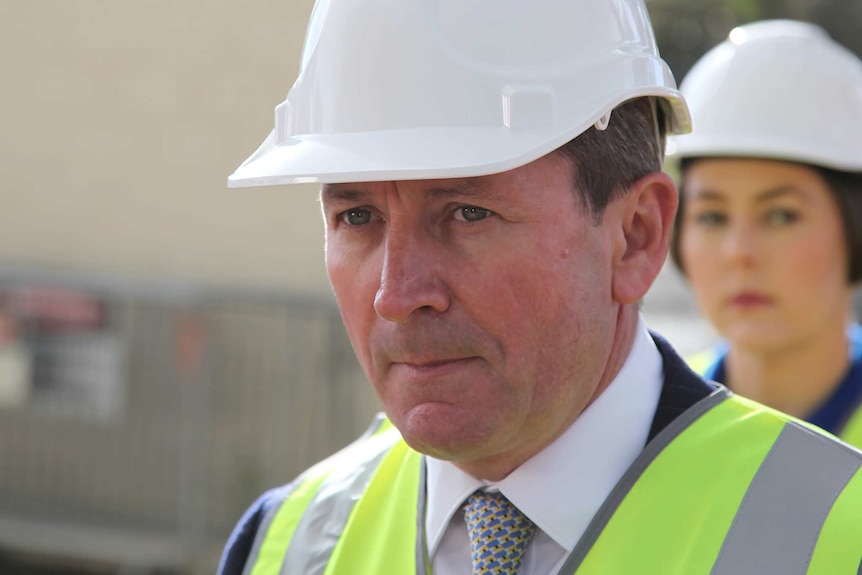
245,389,862,574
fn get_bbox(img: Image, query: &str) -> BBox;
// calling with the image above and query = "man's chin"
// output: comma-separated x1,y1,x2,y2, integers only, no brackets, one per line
395,403,496,461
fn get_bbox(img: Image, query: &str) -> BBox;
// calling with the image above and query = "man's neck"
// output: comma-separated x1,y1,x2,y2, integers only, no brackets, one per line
589,303,640,407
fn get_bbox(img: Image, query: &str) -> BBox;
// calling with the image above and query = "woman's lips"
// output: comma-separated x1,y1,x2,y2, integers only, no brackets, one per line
729,291,773,308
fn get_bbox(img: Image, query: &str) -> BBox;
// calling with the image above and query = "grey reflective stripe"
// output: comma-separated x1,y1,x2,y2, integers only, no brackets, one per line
415,457,430,575
557,386,731,575
279,426,401,575
241,485,298,575
241,413,393,574
711,422,862,575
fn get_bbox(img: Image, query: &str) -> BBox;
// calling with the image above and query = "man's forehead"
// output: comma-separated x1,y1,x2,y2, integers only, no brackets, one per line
319,151,572,203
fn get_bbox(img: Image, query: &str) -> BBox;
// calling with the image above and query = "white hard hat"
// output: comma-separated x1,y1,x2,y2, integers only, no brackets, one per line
669,20,862,172
229,0,690,188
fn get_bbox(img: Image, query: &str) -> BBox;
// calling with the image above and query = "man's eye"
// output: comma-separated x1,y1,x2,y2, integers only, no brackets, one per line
454,206,491,222
340,208,373,226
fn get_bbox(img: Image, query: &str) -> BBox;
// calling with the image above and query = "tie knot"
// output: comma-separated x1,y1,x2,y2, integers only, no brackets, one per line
463,491,536,575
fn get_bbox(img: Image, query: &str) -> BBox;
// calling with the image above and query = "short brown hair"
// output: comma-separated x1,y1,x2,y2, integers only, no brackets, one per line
669,159,862,284
557,97,667,220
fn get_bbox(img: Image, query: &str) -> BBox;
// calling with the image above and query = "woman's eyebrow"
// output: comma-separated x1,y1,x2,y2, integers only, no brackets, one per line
688,188,724,201
688,186,808,203
755,186,809,203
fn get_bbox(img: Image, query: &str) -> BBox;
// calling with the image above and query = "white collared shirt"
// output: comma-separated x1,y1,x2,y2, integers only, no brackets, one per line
425,316,663,574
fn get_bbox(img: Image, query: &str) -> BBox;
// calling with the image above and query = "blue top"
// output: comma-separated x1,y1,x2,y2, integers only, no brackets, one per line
702,324,862,436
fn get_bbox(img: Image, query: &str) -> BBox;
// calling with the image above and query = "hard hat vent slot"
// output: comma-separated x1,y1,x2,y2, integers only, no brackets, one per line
275,100,292,143
501,86,557,129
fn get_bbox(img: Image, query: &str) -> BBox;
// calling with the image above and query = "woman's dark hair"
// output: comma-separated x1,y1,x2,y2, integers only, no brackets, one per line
670,158,862,284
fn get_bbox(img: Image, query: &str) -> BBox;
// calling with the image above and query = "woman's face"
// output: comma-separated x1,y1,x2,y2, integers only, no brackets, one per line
679,158,851,353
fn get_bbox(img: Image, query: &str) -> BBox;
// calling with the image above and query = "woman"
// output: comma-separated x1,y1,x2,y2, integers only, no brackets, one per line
669,20,862,445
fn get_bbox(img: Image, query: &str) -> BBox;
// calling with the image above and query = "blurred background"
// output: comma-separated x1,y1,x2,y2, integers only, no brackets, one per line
0,1,859,573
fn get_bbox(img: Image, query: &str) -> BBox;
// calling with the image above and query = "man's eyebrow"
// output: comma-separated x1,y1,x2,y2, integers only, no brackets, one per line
321,185,368,204
424,178,498,200
321,178,499,203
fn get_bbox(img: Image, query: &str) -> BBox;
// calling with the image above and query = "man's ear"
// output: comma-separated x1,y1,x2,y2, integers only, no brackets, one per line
611,171,678,304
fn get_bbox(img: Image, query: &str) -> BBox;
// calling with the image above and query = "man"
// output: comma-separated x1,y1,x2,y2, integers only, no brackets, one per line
219,1,862,573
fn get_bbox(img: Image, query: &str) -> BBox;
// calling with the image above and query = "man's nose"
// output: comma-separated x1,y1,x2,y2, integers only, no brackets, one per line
373,226,450,322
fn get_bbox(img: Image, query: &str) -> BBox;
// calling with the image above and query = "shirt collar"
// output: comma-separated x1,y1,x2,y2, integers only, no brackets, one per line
424,316,663,554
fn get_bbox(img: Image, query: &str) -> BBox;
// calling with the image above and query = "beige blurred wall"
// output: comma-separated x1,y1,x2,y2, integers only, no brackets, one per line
0,0,330,295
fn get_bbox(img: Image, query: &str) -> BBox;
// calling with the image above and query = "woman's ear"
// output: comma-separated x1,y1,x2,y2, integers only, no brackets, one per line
611,171,679,304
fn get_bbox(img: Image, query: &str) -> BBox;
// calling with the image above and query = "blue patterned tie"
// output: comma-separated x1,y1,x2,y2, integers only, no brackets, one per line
463,490,536,575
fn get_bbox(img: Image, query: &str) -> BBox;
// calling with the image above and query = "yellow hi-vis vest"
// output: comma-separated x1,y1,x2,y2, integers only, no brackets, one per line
244,390,862,575
689,348,862,449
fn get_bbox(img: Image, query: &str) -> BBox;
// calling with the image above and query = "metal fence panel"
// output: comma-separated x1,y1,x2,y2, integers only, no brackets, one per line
0,269,380,573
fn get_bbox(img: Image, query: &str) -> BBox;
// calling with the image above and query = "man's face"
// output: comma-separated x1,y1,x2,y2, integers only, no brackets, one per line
321,153,621,479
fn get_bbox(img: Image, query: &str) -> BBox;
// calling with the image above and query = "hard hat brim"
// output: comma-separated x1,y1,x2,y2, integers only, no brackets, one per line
229,92,690,188
669,133,862,172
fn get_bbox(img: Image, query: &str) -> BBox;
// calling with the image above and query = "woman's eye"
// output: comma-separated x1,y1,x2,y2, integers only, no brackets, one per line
340,208,374,226
454,206,492,222
765,209,798,226
693,211,727,227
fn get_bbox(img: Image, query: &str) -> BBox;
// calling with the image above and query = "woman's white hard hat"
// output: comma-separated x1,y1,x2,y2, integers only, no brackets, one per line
669,19,862,171
229,0,691,187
